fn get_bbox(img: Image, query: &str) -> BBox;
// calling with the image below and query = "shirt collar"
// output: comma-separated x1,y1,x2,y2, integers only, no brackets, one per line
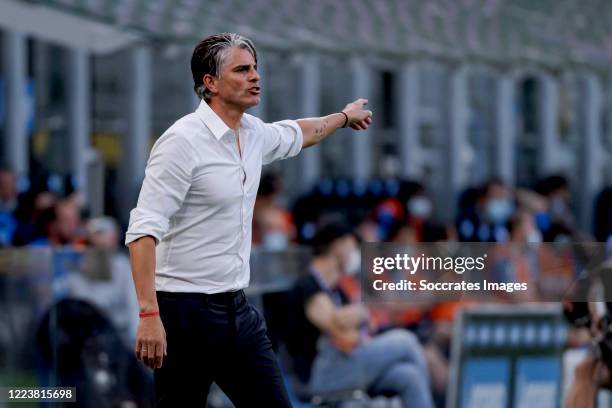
196,100,253,140
196,100,231,140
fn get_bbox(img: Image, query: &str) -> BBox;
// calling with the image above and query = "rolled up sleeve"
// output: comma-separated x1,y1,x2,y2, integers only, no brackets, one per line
125,133,196,246
261,120,303,165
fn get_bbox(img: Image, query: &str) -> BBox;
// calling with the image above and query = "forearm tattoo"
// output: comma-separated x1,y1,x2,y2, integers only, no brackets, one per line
314,119,328,138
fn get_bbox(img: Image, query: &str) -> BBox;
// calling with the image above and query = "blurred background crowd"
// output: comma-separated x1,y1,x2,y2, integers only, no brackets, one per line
1,0,612,407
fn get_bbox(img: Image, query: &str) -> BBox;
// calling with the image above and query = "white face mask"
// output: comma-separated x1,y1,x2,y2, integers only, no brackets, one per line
345,249,361,276
408,196,432,219
485,198,514,224
526,229,542,244
262,232,288,251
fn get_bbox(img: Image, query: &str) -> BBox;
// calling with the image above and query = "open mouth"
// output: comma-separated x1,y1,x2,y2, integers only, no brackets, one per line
249,87,260,95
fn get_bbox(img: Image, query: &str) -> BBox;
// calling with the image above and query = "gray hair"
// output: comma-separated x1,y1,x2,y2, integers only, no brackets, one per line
191,33,257,102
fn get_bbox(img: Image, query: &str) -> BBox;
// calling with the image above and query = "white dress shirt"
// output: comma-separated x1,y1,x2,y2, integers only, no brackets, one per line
125,100,303,293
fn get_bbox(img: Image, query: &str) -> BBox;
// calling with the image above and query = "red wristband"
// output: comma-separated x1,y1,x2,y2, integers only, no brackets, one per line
139,311,160,318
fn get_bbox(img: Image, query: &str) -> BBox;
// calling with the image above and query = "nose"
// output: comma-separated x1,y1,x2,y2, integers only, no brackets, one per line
249,67,260,82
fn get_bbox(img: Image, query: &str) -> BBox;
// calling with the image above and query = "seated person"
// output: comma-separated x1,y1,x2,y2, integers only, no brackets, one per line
287,221,434,407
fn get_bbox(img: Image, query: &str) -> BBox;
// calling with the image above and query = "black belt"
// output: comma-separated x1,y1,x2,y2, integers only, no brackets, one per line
157,290,246,308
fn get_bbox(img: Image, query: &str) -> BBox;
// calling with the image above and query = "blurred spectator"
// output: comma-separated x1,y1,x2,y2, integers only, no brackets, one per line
0,168,18,213
405,182,434,242
12,189,57,246
287,221,434,407
387,218,417,246
386,220,424,330
421,225,462,406
86,217,120,249
373,197,405,241
29,197,85,247
59,217,139,345
457,178,513,242
594,187,612,242
253,173,296,250
508,209,543,245
535,174,578,240
0,168,18,246
355,217,381,243
35,299,152,407
488,211,540,302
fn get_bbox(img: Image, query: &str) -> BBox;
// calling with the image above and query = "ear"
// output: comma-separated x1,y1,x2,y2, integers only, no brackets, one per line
203,74,218,95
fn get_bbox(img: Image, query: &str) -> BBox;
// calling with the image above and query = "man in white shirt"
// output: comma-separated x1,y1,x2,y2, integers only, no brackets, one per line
125,32,372,407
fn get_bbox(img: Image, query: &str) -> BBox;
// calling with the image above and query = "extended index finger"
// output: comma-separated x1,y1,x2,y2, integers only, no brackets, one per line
354,98,368,107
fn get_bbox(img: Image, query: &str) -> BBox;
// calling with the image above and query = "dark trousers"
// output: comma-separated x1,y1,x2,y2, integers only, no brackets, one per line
155,290,291,407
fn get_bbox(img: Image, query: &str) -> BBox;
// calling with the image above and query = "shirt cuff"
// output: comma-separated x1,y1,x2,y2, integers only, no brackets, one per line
286,119,304,158
124,208,169,246
124,232,158,246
